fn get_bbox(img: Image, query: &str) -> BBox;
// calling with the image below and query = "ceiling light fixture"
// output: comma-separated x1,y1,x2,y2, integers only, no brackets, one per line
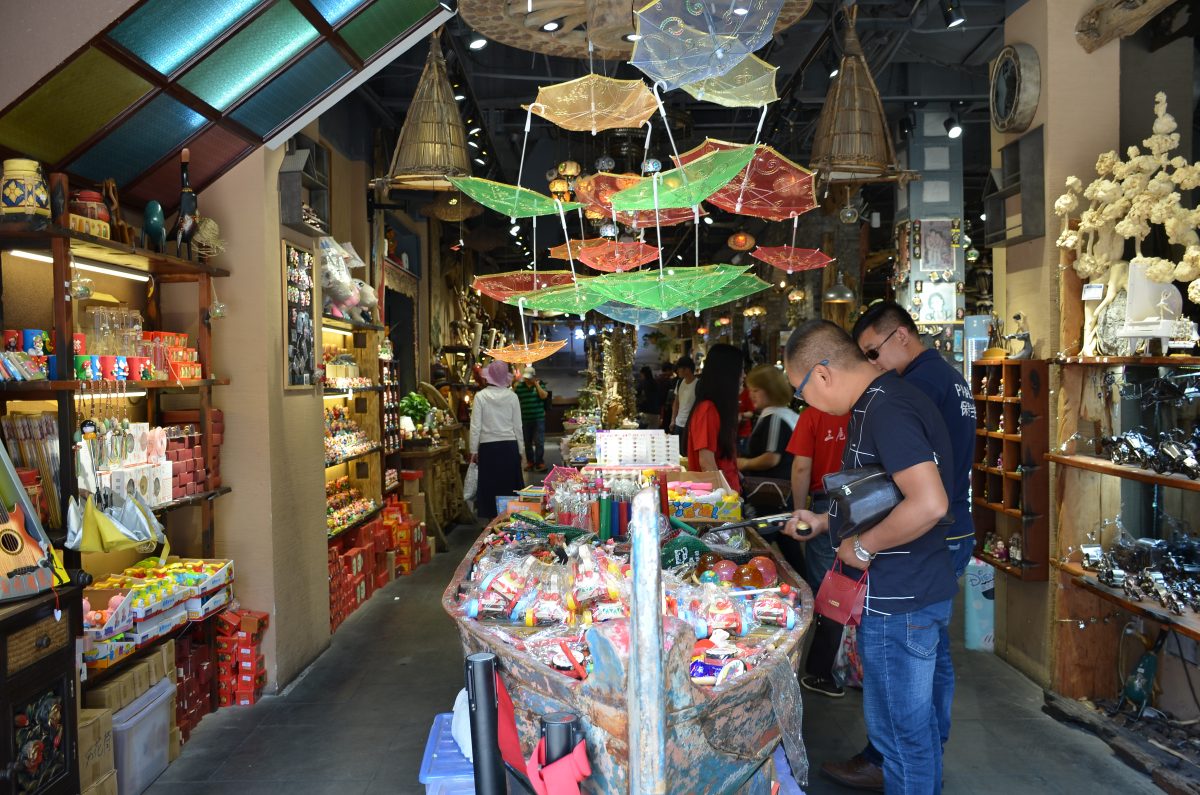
732,6,749,15
542,21,560,32
702,216,713,225
822,271,855,304
944,115,962,139
468,140,479,148
898,116,913,140
468,36,488,51
940,0,966,28
980,212,987,221
474,157,486,166
625,33,642,42
469,127,482,135
510,225,521,236
454,93,466,101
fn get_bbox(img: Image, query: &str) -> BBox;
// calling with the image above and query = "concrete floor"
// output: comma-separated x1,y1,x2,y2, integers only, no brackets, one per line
150,441,1162,794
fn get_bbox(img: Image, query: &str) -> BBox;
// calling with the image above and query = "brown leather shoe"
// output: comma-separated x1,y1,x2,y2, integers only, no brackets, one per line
820,754,884,791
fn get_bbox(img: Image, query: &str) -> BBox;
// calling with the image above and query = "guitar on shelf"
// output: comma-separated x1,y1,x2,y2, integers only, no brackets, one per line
0,498,46,578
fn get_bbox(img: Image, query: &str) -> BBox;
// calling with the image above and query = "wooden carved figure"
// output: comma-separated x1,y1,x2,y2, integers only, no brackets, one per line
169,149,199,259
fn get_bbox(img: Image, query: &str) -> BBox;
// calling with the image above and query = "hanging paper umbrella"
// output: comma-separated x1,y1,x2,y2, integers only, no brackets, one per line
577,240,661,273
688,273,772,310
675,139,817,220
484,339,568,365
548,238,605,261
472,271,580,302
575,173,702,228
596,303,690,325
525,75,658,135
630,0,785,91
588,265,747,312
448,176,582,218
751,246,833,274
680,54,779,109
513,282,608,316
611,146,758,212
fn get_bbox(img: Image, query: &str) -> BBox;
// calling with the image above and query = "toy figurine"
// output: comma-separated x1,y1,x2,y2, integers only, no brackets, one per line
994,539,1008,561
141,200,166,252
168,150,198,259
1003,312,1034,359
1009,534,1023,563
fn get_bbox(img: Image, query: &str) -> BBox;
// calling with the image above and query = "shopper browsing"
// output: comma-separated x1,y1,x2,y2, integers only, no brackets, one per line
669,356,697,437
512,366,549,472
813,302,980,790
785,320,956,795
737,364,799,481
685,344,743,495
636,365,663,429
470,361,526,521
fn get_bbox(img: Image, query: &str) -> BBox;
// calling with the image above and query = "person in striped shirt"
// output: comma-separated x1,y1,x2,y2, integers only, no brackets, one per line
513,366,549,472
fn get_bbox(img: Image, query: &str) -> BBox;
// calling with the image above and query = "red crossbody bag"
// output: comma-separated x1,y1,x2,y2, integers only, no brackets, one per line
814,561,869,626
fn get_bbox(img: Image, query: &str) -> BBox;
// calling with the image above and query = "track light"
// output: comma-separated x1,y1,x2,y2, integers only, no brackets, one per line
944,115,962,139
940,0,965,28
625,33,641,42
510,225,521,236
474,157,486,166
542,21,560,31
454,93,465,101
469,127,482,135
468,35,488,51
468,140,479,149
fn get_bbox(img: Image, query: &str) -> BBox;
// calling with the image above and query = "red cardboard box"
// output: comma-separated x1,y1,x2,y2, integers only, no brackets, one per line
234,689,261,707
239,610,270,634
238,655,265,675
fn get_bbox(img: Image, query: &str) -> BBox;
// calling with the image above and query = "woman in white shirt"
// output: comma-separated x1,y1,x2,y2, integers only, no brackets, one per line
470,361,526,520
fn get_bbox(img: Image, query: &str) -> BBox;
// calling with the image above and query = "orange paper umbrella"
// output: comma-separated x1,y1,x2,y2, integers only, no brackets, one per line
472,270,579,301
575,173,702,229
577,240,661,273
751,246,833,274
675,139,817,221
525,75,658,134
548,239,605,261
485,339,568,365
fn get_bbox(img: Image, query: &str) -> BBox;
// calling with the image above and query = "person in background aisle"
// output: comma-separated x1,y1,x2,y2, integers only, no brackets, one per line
685,344,743,495
636,366,663,429
781,403,850,699
816,301,977,791
736,374,756,455
470,361,526,521
513,365,549,472
656,361,676,429
785,320,956,795
669,356,697,438
737,365,799,480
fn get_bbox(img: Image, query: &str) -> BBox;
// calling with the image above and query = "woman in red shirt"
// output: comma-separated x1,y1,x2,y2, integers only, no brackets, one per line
686,344,743,494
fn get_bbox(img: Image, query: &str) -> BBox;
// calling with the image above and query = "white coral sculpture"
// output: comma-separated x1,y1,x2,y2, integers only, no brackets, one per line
1055,92,1200,304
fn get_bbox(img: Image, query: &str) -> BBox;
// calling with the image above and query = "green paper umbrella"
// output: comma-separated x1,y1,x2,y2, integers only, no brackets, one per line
588,265,747,311
448,176,582,219
512,282,607,316
610,147,757,212
595,303,690,325
688,273,772,310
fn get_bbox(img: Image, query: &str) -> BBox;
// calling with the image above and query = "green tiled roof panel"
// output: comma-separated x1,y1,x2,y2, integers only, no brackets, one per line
108,0,262,75
311,0,371,24
229,42,351,137
340,0,439,61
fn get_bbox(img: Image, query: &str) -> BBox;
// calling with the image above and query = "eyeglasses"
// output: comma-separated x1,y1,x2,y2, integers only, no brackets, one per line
794,359,829,399
863,327,899,361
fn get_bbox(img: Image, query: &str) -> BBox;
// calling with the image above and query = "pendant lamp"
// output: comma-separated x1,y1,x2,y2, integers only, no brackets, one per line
810,9,899,184
822,270,855,304
387,35,472,191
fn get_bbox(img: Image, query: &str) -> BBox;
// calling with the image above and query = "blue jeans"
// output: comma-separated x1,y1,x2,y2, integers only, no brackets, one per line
522,417,545,466
858,598,953,795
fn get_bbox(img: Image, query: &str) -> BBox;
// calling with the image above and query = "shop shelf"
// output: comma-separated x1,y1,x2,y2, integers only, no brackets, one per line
1045,453,1200,493
1074,574,1200,644
151,486,232,516
973,497,1021,519
321,384,383,395
1055,355,1200,367
324,446,380,468
974,551,1029,578
0,378,229,394
321,315,385,333
0,220,230,278
327,505,383,540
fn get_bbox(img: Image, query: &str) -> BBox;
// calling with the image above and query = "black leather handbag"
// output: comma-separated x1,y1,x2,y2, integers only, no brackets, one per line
822,465,903,541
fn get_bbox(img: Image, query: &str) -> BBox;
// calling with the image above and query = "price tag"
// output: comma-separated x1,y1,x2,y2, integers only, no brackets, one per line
1082,283,1105,301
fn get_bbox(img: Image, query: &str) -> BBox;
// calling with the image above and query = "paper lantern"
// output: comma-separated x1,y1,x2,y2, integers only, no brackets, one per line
728,231,755,251
558,160,581,177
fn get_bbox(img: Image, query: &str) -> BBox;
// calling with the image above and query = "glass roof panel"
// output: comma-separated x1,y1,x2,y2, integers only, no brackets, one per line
108,0,261,75
67,95,207,187
0,48,151,163
228,43,351,137
126,124,252,209
178,1,318,110
311,0,370,24
340,0,438,60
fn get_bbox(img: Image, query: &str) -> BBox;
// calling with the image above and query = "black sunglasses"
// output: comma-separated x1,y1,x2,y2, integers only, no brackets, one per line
864,327,899,361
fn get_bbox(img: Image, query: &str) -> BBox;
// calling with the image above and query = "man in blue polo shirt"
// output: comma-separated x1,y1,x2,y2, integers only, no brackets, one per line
813,303,977,791
786,320,956,795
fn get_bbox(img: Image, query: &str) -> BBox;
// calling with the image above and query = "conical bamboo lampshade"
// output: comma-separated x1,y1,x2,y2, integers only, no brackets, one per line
810,13,898,184
387,35,471,191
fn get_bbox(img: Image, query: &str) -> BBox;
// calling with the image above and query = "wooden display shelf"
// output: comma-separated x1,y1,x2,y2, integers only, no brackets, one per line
971,464,1025,482
0,378,229,394
1055,355,1200,367
1075,574,1200,644
325,447,380,468
152,486,232,516
973,497,1022,519
975,551,1030,578
1050,559,1086,576
322,385,383,394
1045,453,1200,493
0,220,230,278
397,444,452,458
327,505,383,541
321,316,385,333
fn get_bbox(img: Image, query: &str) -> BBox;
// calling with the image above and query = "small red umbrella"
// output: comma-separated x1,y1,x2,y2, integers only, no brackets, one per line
472,271,579,302
751,246,834,274
577,240,661,273
574,172,703,229
675,139,817,221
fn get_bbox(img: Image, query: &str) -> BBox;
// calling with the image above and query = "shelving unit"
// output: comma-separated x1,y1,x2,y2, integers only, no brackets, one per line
970,358,1050,580
982,126,1045,248
279,134,332,238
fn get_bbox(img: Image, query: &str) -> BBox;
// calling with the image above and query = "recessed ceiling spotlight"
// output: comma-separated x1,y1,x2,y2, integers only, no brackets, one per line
944,115,962,139
510,225,521,236
542,20,560,32
469,127,482,135
940,0,965,28
702,216,713,225
474,157,486,166
468,141,479,149
829,66,839,78
625,33,642,42
454,93,466,101
468,36,488,51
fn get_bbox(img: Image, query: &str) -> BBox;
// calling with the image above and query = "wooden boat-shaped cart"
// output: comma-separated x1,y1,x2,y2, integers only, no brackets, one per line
442,521,814,793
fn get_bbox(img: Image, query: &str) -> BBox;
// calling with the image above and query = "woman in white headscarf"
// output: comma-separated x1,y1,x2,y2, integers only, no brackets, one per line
470,361,526,520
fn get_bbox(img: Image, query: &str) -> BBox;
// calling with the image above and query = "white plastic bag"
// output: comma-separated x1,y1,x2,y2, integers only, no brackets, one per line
451,688,473,762
463,462,479,502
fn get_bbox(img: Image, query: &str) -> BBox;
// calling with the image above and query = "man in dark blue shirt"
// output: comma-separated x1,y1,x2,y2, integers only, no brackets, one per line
814,303,976,790
787,320,956,794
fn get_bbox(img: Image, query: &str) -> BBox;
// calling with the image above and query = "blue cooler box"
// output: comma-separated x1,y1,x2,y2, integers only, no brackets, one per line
419,713,475,794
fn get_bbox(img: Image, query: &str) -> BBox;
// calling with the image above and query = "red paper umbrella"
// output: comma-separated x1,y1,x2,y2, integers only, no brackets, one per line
472,271,579,302
575,172,703,229
577,240,661,273
675,139,817,221
548,239,604,261
751,246,834,274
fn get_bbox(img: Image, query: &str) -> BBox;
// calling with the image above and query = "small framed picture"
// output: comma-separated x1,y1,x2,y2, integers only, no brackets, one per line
956,307,965,320
956,281,965,294
914,280,924,293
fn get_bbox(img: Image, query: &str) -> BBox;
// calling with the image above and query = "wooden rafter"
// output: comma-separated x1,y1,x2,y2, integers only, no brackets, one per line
1075,0,1177,53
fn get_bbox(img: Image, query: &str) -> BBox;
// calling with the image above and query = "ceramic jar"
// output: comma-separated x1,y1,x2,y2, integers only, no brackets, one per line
69,190,110,223
1,158,50,216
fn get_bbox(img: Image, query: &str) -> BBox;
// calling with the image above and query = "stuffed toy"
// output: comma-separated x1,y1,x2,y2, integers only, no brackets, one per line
318,238,360,319
344,280,377,325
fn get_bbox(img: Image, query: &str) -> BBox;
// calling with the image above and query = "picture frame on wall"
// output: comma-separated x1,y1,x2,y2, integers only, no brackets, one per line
282,240,316,389
920,219,956,273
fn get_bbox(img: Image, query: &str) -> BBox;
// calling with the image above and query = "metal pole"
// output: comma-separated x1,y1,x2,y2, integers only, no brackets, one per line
627,488,667,793
465,652,507,795
540,712,579,764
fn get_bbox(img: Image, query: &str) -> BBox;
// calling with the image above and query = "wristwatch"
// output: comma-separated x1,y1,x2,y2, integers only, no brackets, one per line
853,536,876,564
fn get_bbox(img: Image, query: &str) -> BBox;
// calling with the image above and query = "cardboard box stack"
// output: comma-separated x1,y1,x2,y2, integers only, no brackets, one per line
173,633,213,740
381,495,430,576
216,607,270,707
77,708,115,795
160,408,225,491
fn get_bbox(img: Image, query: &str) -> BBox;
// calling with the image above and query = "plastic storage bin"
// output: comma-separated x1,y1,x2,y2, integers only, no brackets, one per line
112,677,175,795
419,713,475,794
964,556,996,652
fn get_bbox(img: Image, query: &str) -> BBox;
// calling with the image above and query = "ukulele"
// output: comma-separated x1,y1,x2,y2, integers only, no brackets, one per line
0,499,46,577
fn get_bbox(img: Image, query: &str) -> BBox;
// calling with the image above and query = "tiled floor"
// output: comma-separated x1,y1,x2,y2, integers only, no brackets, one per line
151,442,1161,794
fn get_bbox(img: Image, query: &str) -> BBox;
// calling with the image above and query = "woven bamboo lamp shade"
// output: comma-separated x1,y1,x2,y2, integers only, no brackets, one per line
810,12,898,184
388,35,472,191
422,191,482,222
